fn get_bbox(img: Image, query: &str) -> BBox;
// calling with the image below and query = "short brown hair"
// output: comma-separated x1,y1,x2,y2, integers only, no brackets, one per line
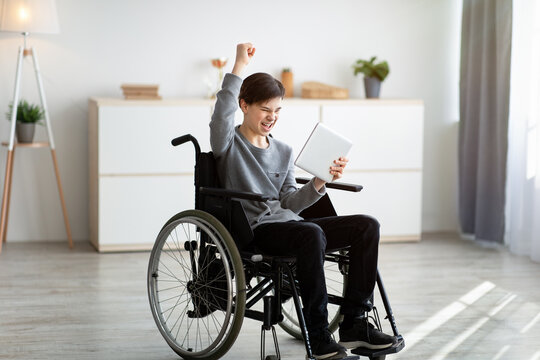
238,72,285,106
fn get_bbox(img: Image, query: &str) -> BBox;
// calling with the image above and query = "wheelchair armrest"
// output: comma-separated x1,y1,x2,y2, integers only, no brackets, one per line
199,186,269,202
295,177,363,192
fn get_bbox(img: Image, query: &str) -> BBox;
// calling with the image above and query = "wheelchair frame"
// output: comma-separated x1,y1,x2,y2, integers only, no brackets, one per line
147,134,405,360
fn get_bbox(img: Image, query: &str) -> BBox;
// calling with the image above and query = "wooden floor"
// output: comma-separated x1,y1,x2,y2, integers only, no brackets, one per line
1,234,539,360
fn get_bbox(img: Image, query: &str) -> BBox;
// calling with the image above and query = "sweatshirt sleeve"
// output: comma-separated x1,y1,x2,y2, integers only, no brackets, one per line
279,152,326,214
209,73,243,157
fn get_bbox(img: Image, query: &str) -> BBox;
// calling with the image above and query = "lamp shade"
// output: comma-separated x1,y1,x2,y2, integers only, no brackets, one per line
0,0,59,34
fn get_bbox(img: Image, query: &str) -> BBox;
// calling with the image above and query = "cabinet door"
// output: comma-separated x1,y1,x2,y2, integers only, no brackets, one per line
270,104,320,158
98,175,194,250
328,171,422,240
322,104,423,171
99,106,212,174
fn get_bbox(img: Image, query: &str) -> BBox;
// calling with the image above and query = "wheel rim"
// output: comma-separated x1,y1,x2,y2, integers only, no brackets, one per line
148,214,244,358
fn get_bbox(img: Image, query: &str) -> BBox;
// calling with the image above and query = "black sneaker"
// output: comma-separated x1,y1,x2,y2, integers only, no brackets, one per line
338,318,396,350
309,329,348,360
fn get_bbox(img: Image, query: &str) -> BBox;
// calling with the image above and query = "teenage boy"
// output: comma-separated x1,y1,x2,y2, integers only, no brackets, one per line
210,43,396,360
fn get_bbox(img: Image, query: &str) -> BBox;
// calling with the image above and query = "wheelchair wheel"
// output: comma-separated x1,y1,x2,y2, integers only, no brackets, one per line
278,251,347,339
148,210,246,360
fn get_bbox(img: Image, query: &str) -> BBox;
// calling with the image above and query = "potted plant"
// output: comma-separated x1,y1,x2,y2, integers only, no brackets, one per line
352,56,390,98
5,99,44,143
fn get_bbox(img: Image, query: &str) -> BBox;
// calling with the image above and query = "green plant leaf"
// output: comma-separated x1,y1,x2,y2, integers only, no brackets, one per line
352,57,390,81
5,99,44,124
373,62,389,81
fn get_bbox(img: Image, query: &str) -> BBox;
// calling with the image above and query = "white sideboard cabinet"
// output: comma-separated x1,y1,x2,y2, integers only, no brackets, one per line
89,97,424,252
88,98,214,252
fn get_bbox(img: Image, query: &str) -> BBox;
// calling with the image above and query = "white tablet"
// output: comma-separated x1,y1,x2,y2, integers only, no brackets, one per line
294,122,353,183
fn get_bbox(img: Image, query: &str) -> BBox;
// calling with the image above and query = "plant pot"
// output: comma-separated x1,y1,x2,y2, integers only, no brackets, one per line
16,123,36,143
364,76,382,98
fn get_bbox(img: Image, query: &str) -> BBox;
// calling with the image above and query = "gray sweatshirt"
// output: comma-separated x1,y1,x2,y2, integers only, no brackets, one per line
210,73,325,228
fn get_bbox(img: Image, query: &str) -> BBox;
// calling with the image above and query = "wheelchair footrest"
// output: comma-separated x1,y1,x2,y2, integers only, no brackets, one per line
351,338,405,357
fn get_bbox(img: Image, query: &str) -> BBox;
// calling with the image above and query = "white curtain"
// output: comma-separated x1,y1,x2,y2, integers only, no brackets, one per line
505,0,540,262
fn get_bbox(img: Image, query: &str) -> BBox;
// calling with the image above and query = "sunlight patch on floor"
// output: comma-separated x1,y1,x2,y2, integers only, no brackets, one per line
428,316,489,360
422,284,518,360
530,350,540,360
520,311,540,334
489,293,517,316
401,281,495,351
492,345,511,360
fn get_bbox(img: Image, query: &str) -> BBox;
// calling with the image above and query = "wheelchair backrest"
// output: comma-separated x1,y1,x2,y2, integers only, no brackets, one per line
195,151,255,250
194,152,220,209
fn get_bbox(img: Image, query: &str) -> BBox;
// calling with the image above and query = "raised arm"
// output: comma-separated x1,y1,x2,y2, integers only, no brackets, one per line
232,43,256,76
209,43,256,157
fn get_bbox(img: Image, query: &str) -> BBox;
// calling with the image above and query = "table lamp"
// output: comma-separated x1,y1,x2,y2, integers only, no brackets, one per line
0,0,72,253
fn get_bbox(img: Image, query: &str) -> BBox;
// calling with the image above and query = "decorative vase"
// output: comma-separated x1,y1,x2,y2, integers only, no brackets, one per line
211,57,228,99
281,69,294,98
364,76,381,98
16,123,36,143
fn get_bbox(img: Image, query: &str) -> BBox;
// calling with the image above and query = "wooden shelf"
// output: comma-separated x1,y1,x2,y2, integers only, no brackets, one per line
1,142,50,148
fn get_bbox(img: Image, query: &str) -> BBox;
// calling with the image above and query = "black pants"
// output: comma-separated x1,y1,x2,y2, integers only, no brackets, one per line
253,215,380,336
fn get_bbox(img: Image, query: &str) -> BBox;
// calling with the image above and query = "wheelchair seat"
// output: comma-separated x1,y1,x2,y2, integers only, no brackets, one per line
147,134,404,360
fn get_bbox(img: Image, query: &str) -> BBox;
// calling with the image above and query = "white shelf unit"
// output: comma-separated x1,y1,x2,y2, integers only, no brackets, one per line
89,97,424,252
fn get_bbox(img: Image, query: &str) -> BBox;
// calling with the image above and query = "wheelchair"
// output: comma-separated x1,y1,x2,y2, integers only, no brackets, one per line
147,134,405,360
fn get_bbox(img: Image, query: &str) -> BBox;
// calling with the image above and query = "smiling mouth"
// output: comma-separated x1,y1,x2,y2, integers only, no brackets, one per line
261,121,274,130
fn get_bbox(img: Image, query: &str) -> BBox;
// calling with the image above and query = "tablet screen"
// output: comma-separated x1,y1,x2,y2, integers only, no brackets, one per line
294,123,353,182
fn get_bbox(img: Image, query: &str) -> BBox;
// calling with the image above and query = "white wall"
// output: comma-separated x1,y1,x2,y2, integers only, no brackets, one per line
0,0,461,242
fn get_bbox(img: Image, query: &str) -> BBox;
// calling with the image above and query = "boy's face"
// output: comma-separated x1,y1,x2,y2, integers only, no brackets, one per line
240,97,282,137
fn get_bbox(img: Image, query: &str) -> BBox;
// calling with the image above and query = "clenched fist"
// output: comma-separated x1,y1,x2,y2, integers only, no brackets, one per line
232,43,256,76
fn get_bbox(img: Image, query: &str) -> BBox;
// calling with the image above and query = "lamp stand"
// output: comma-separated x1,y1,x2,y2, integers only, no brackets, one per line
0,33,73,253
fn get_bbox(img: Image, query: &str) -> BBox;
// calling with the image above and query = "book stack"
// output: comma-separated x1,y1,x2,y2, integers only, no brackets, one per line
121,84,161,100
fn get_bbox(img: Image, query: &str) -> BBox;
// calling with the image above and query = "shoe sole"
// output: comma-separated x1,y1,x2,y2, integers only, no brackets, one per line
338,340,393,350
309,350,347,360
